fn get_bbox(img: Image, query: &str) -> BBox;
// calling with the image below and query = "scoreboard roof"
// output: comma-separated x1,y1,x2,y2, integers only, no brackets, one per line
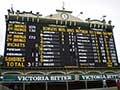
6,9,113,27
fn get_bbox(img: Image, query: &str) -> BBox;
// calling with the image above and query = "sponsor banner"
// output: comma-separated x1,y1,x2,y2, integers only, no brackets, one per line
79,74,119,80
0,75,75,82
0,74,119,82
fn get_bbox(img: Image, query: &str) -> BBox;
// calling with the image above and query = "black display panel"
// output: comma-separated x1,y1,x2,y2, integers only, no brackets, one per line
4,18,119,69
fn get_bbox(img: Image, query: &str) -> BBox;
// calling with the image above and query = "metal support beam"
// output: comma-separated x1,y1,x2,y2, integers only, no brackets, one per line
46,82,48,90
23,83,25,90
85,80,88,90
66,82,69,90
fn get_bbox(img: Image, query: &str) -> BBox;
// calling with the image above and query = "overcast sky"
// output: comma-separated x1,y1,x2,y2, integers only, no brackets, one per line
0,0,120,62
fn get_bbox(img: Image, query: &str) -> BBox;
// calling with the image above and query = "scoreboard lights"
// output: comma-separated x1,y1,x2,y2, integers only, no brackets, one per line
3,10,119,69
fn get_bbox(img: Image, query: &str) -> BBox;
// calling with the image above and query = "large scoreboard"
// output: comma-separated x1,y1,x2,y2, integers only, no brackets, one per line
4,11,119,69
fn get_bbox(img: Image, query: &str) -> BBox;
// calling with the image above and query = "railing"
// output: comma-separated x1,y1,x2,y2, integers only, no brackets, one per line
79,87,117,90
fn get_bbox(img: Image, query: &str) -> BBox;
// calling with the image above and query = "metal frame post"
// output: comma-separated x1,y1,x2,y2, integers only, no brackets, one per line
46,82,48,90
23,83,25,90
85,80,88,90
66,82,69,90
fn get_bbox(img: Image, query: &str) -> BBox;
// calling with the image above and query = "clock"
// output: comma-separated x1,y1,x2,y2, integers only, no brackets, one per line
61,13,69,20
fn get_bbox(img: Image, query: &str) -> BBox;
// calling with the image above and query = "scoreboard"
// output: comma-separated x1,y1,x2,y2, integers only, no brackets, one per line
4,14,119,69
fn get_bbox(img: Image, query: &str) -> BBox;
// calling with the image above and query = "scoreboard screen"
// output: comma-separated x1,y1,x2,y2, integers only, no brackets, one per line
4,15,119,69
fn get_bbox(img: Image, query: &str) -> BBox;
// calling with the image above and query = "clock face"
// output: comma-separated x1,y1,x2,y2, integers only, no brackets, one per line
61,13,69,20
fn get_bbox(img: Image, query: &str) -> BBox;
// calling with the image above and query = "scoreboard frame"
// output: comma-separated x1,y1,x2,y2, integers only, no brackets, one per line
3,11,119,69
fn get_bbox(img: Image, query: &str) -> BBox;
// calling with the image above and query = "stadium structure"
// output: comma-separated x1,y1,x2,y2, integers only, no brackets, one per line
0,7,120,90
